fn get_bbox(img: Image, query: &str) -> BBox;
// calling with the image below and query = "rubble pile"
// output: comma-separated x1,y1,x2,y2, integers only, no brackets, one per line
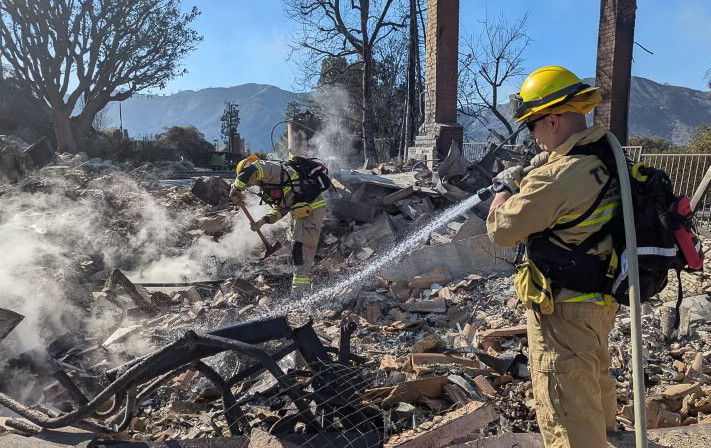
0,159,710,447
0,135,55,183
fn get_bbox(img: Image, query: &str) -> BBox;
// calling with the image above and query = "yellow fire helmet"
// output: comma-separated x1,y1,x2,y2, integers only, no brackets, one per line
235,154,260,174
510,66,600,123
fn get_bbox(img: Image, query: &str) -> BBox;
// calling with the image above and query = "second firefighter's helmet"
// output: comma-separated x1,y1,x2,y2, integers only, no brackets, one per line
235,154,260,175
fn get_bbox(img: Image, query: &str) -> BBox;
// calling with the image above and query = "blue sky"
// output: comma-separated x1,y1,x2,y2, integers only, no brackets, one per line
160,0,711,94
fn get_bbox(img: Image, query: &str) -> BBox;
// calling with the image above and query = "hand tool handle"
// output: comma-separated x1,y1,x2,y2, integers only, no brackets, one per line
238,203,270,247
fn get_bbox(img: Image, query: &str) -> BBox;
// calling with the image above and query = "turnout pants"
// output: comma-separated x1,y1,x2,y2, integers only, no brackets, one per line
527,302,618,448
290,205,325,294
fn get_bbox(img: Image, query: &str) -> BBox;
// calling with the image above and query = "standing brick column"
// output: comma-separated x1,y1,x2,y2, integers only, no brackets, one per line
409,0,462,168
424,0,459,125
594,0,637,145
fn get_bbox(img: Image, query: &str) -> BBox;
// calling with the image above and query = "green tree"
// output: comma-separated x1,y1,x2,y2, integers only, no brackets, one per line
0,0,202,153
157,126,214,166
688,125,711,154
220,102,240,150
628,136,677,153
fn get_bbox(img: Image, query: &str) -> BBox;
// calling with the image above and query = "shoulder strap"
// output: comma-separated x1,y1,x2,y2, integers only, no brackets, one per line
536,138,616,250
550,176,612,232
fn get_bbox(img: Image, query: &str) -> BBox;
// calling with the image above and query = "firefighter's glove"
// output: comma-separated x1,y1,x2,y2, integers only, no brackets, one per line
492,165,524,194
529,151,550,169
250,217,266,232
229,186,243,205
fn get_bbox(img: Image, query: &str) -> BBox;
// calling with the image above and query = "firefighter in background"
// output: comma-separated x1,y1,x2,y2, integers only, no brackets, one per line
487,66,620,447
229,155,330,296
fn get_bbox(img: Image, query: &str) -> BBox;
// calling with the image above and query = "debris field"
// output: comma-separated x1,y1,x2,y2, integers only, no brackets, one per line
1,145,711,447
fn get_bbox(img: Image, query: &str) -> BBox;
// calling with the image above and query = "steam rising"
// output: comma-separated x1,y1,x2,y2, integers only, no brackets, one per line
309,85,360,169
0,167,273,356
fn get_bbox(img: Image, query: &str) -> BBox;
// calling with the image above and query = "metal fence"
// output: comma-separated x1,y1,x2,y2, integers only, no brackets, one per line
462,142,521,162
622,145,643,161
633,152,711,232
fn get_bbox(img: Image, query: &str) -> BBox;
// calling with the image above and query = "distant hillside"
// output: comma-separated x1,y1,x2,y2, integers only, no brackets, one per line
101,84,307,152
627,77,711,144
462,76,711,144
101,77,710,150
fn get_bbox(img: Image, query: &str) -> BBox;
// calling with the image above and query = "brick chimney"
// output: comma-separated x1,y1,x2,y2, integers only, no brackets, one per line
408,0,463,168
594,0,637,145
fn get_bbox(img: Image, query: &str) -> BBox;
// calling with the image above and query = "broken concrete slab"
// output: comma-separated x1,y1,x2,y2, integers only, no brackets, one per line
662,382,702,400
409,265,452,290
197,215,229,236
351,183,395,204
452,214,487,241
0,307,24,342
335,170,439,196
384,400,498,448
662,295,711,323
330,198,379,223
344,213,397,249
385,235,514,283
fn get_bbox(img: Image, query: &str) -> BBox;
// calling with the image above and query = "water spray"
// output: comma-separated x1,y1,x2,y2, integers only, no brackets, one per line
260,181,507,319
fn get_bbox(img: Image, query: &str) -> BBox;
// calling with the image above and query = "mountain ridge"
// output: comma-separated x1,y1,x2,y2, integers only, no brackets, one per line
101,76,711,151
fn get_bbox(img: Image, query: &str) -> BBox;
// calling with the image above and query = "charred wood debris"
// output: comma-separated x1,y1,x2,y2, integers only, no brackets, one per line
0,140,710,447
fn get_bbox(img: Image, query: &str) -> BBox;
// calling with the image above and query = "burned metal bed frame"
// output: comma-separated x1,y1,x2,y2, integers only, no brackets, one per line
0,317,383,445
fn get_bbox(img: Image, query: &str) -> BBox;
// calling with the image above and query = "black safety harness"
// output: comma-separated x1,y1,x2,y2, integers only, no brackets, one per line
525,139,620,295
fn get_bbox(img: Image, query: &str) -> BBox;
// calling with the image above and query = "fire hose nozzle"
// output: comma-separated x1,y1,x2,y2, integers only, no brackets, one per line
476,186,495,202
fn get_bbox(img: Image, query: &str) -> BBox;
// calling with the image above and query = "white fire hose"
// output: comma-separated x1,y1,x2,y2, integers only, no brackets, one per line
607,132,648,447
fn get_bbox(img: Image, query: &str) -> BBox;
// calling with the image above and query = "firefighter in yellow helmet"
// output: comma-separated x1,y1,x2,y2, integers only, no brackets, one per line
487,66,621,448
230,155,328,297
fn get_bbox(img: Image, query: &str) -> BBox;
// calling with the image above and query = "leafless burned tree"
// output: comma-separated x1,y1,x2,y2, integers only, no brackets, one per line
459,12,530,142
284,0,405,167
0,0,202,153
